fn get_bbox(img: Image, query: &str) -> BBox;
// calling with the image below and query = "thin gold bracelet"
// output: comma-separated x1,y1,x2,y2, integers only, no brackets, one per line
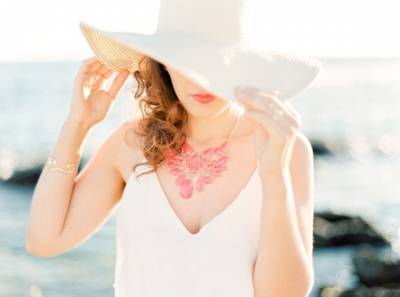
47,156,76,174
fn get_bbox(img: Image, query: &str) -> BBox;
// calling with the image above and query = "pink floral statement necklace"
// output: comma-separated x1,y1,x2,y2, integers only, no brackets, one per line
165,109,240,199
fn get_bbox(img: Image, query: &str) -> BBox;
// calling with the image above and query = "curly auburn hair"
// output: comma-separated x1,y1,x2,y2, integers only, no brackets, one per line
126,55,190,181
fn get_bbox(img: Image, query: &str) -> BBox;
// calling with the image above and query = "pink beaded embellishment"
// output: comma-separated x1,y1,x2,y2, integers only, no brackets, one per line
166,140,231,199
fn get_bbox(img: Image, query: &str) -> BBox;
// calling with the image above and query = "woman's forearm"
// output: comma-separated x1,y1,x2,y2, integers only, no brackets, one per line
26,117,92,253
253,171,313,297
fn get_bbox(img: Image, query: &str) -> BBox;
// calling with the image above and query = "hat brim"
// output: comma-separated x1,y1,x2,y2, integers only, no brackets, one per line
79,21,322,102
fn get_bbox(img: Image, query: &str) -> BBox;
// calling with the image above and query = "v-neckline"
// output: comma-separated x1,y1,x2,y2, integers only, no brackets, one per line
152,164,259,238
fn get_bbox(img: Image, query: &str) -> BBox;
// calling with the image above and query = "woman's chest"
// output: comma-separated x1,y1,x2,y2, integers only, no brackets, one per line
116,154,263,243
155,158,258,233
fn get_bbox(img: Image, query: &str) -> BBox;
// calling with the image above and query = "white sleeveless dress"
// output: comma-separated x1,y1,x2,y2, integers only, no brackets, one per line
113,158,263,297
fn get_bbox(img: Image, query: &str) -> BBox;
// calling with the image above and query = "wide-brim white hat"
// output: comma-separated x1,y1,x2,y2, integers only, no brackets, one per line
79,0,322,102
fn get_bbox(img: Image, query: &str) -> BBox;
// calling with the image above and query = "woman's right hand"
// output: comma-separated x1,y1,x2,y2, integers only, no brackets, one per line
68,56,130,128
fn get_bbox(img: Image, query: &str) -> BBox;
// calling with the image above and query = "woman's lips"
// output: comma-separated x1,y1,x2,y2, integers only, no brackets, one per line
191,92,216,104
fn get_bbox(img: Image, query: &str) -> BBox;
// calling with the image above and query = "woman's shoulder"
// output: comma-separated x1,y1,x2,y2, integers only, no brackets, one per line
106,118,144,183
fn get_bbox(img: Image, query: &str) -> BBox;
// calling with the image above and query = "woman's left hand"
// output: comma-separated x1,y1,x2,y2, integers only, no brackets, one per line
234,86,301,177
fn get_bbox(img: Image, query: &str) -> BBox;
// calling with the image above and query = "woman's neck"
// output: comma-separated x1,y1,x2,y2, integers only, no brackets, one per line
186,104,241,146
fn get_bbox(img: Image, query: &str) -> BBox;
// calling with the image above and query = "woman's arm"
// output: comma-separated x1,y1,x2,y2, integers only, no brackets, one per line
26,116,92,255
25,118,132,257
25,57,131,257
253,133,315,297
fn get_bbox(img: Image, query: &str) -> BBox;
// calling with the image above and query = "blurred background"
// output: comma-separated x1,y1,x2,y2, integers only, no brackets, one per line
1,0,399,296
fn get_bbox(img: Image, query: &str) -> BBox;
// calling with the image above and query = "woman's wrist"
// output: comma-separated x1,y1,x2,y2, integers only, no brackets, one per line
260,169,291,197
61,115,93,156
65,113,93,133
260,167,291,181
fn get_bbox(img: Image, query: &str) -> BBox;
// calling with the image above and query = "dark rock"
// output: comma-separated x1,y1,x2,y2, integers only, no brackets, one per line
310,139,333,157
352,245,400,287
316,211,357,222
319,284,400,297
314,211,389,248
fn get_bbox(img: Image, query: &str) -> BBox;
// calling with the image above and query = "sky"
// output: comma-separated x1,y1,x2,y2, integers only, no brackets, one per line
0,0,399,62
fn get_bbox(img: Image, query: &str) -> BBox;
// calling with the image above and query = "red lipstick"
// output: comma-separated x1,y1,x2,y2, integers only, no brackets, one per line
191,92,216,104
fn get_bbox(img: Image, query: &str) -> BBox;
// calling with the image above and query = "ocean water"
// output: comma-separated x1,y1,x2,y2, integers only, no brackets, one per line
0,58,399,296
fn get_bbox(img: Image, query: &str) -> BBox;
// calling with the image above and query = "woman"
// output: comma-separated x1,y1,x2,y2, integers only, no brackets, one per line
26,54,315,296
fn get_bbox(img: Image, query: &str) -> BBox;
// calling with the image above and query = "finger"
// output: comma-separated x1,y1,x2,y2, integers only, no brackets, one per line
107,70,130,99
79,62,102,87
75,58,100,84
103,69,114,79
82,62,109,89
243,88,288,114
238,93,299,129
97,64,112,77
262,109,296,133
240,96,275,119
82,72,102,87
244,109,288,136
245,110,297,137
236,87,276,113
89,75,106,90
98,62,115,75
80,57,101,73
81,56,99,67
236,95,257,112
267,96,301,126
87,61,103,75
284,102,302,125
88,66,110,89
238,86,295,119
271,101,301,129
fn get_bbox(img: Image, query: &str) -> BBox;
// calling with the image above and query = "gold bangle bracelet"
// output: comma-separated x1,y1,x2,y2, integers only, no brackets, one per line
47,156,76,174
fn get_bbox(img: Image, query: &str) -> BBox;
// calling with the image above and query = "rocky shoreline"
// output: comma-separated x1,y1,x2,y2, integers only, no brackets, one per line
315,211,400,296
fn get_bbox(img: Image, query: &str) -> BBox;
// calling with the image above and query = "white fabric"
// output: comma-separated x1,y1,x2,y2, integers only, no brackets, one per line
113,159,263,297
